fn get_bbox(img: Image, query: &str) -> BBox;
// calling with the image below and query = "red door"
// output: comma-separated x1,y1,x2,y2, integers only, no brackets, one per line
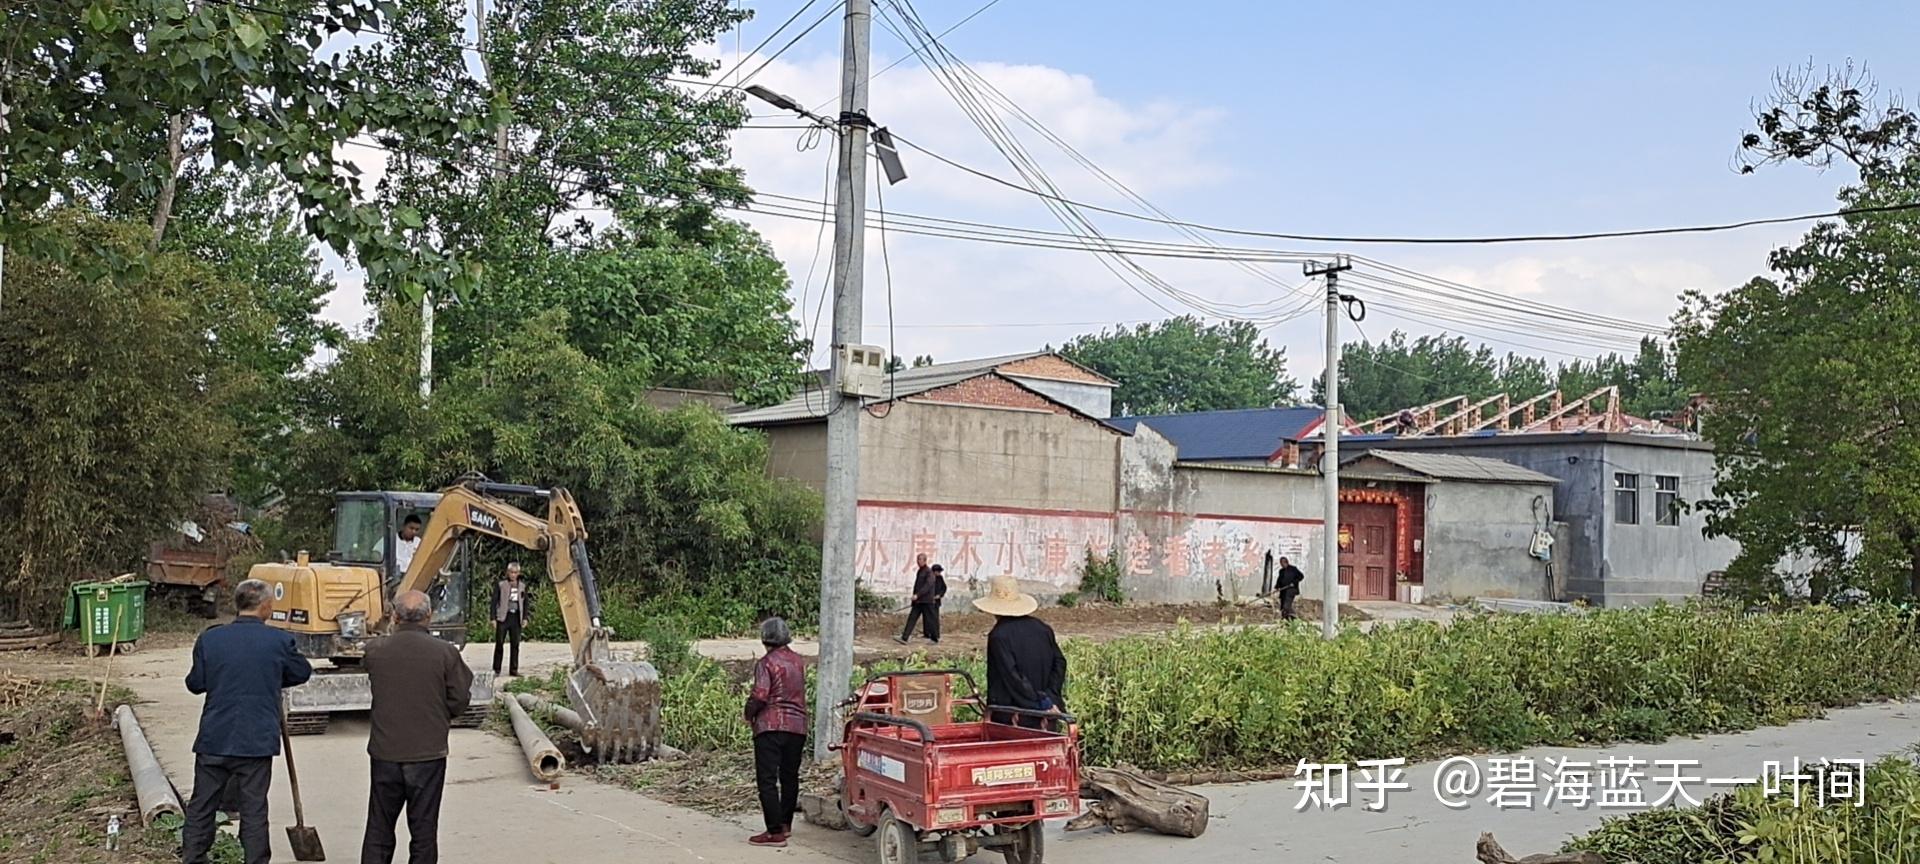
1339,503,1397,601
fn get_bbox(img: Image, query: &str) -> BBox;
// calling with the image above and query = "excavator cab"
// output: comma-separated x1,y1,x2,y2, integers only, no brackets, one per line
329,492,472,644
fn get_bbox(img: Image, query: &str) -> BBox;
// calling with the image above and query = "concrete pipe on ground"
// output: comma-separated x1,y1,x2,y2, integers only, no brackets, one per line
515,692,584,734
499,693,565,782
113,705,182,826
514,692,686,761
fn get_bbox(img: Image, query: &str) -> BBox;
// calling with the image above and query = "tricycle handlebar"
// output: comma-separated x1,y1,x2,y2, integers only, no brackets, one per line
985,705,1077,731
851,711,937,743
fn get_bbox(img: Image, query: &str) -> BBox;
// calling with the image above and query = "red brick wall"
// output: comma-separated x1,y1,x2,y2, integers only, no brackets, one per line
915,375,1069,414
999,355,1113,385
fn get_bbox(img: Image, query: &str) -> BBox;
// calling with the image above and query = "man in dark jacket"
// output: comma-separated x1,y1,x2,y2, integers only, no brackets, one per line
182,579,313,864
361,590,475,864
897,555,947,644
974,576,1066,727
1275,556,1307,621
492,561,531,677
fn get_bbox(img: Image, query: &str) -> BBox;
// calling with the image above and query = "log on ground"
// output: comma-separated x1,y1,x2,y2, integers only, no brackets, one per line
1065,765,1208,838
1475,833,1605,864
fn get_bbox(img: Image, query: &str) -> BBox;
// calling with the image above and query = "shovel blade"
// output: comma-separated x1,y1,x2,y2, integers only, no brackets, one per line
286,825,326,861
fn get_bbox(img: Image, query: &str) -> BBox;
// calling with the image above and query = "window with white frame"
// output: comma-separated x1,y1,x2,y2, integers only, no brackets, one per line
1655,475,1681,526
1614,472,1640,525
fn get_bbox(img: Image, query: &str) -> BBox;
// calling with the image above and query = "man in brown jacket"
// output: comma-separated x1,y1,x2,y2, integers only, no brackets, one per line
361,591,474,864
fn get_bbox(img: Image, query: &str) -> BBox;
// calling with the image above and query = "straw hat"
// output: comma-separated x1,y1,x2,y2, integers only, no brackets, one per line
972,575,1038,617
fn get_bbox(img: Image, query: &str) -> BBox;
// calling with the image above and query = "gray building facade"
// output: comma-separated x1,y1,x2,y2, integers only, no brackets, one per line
1359,433,1734,606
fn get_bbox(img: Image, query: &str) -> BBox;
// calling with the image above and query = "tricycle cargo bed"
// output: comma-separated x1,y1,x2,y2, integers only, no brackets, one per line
836,670,1082,864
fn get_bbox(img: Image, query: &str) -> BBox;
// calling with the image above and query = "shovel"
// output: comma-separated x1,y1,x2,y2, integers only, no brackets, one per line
279,714,326,860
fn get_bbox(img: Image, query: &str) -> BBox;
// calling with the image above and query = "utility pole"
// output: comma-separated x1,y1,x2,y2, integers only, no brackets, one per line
812,0,873,760
418,294,434,399
1306,256,1352,639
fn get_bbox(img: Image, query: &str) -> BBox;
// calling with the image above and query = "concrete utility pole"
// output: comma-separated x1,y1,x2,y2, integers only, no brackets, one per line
813,0,874,760
1306,256,1352,639
418,294,435,399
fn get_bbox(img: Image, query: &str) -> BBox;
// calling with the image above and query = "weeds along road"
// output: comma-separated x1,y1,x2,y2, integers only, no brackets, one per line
15,640,1918,863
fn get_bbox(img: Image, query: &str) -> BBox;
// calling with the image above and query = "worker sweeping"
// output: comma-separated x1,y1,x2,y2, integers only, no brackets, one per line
974,576,1067,727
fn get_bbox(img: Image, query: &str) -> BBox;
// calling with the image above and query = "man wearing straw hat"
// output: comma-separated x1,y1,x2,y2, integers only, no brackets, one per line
973,575,1067,727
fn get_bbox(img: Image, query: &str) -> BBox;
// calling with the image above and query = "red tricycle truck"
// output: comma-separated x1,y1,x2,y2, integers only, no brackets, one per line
834,670,1081,864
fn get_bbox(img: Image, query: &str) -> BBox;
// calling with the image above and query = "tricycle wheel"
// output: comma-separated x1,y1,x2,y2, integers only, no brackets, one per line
838,778,877,837
1000,821,1043,864
875,810,916,864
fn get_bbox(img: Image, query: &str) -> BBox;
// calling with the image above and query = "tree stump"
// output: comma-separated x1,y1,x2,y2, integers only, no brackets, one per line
1475,833,1605,864
1064,765,1208,838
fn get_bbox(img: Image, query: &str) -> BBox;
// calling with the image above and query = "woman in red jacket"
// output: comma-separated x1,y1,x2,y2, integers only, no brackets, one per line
745,617,809,847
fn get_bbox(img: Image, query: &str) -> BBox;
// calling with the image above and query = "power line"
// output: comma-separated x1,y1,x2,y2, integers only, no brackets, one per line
805,0,1005,114
723,1,847,93
888,133,1920,245
710,0,825,94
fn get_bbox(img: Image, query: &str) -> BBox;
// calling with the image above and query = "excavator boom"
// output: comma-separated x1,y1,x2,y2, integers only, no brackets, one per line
399,480,660,762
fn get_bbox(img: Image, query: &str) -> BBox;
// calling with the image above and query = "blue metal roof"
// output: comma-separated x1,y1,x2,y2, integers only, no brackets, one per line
1107,407,1329,460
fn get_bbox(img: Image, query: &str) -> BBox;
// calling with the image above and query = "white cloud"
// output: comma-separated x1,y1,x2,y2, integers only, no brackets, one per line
317,37,1805,388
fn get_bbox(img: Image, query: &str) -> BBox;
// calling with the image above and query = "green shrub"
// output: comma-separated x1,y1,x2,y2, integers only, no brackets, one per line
565,603,1920,777
1565,757,1920,864
855,579,891,614
1055,603,1920,772
1078,548,1123,605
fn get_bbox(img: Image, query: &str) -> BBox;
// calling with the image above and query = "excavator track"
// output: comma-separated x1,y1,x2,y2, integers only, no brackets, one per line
286,712,330,736
454,702,491,729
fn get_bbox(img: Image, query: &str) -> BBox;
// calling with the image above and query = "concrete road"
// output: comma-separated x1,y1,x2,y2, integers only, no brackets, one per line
85,643,847,864
33,641,1918,863
779,701,1918,863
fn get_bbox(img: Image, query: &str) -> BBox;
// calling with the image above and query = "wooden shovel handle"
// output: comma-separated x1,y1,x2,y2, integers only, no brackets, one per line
280,711,307,826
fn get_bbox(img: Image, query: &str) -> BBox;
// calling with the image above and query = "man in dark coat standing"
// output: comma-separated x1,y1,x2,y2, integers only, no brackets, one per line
362,590,475,864
492,561,531,677
182,579,314,864
896,555,946,644
1275,556,1307,621
975,576,1066,727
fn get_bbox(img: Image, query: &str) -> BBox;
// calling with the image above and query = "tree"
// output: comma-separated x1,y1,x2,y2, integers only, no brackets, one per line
1061,317,1295,415
281,309,822,633
353,0,803,403
1675,65,1920,600
1325,332,1502,419
4,0,479,297
1325,331,1687,422
0,214,270,620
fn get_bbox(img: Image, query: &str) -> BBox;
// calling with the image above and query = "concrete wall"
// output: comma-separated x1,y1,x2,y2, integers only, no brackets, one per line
1593,441,1737,606
760,422,828,491
859,400,1120,513
1364,435,1736,607
1006,376,1113,419
1421,480,1557,601
1116,430,1324,603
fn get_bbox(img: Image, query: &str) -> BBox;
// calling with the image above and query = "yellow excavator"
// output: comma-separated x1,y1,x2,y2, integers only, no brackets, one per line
249,475,660,762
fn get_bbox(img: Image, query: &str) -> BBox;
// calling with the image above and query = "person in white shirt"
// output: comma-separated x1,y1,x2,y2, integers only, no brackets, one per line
391,515,423,576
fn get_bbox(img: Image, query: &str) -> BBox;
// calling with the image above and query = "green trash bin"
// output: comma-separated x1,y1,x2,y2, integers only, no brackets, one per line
63,581,148,656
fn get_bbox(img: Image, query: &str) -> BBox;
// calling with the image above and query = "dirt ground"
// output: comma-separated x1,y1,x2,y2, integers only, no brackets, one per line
848,598,1364,661
0,673,181,864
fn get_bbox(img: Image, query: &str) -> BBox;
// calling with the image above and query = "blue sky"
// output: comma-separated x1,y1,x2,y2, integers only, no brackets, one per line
324,1,1920,383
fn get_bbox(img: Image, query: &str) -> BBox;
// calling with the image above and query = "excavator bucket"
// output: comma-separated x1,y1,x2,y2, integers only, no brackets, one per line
566,657,662,764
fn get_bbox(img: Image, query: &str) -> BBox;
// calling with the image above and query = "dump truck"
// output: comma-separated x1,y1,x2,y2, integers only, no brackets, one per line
249,476,661,762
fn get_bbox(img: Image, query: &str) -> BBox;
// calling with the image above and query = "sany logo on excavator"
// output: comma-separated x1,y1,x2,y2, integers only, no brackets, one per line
467,506,502,533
